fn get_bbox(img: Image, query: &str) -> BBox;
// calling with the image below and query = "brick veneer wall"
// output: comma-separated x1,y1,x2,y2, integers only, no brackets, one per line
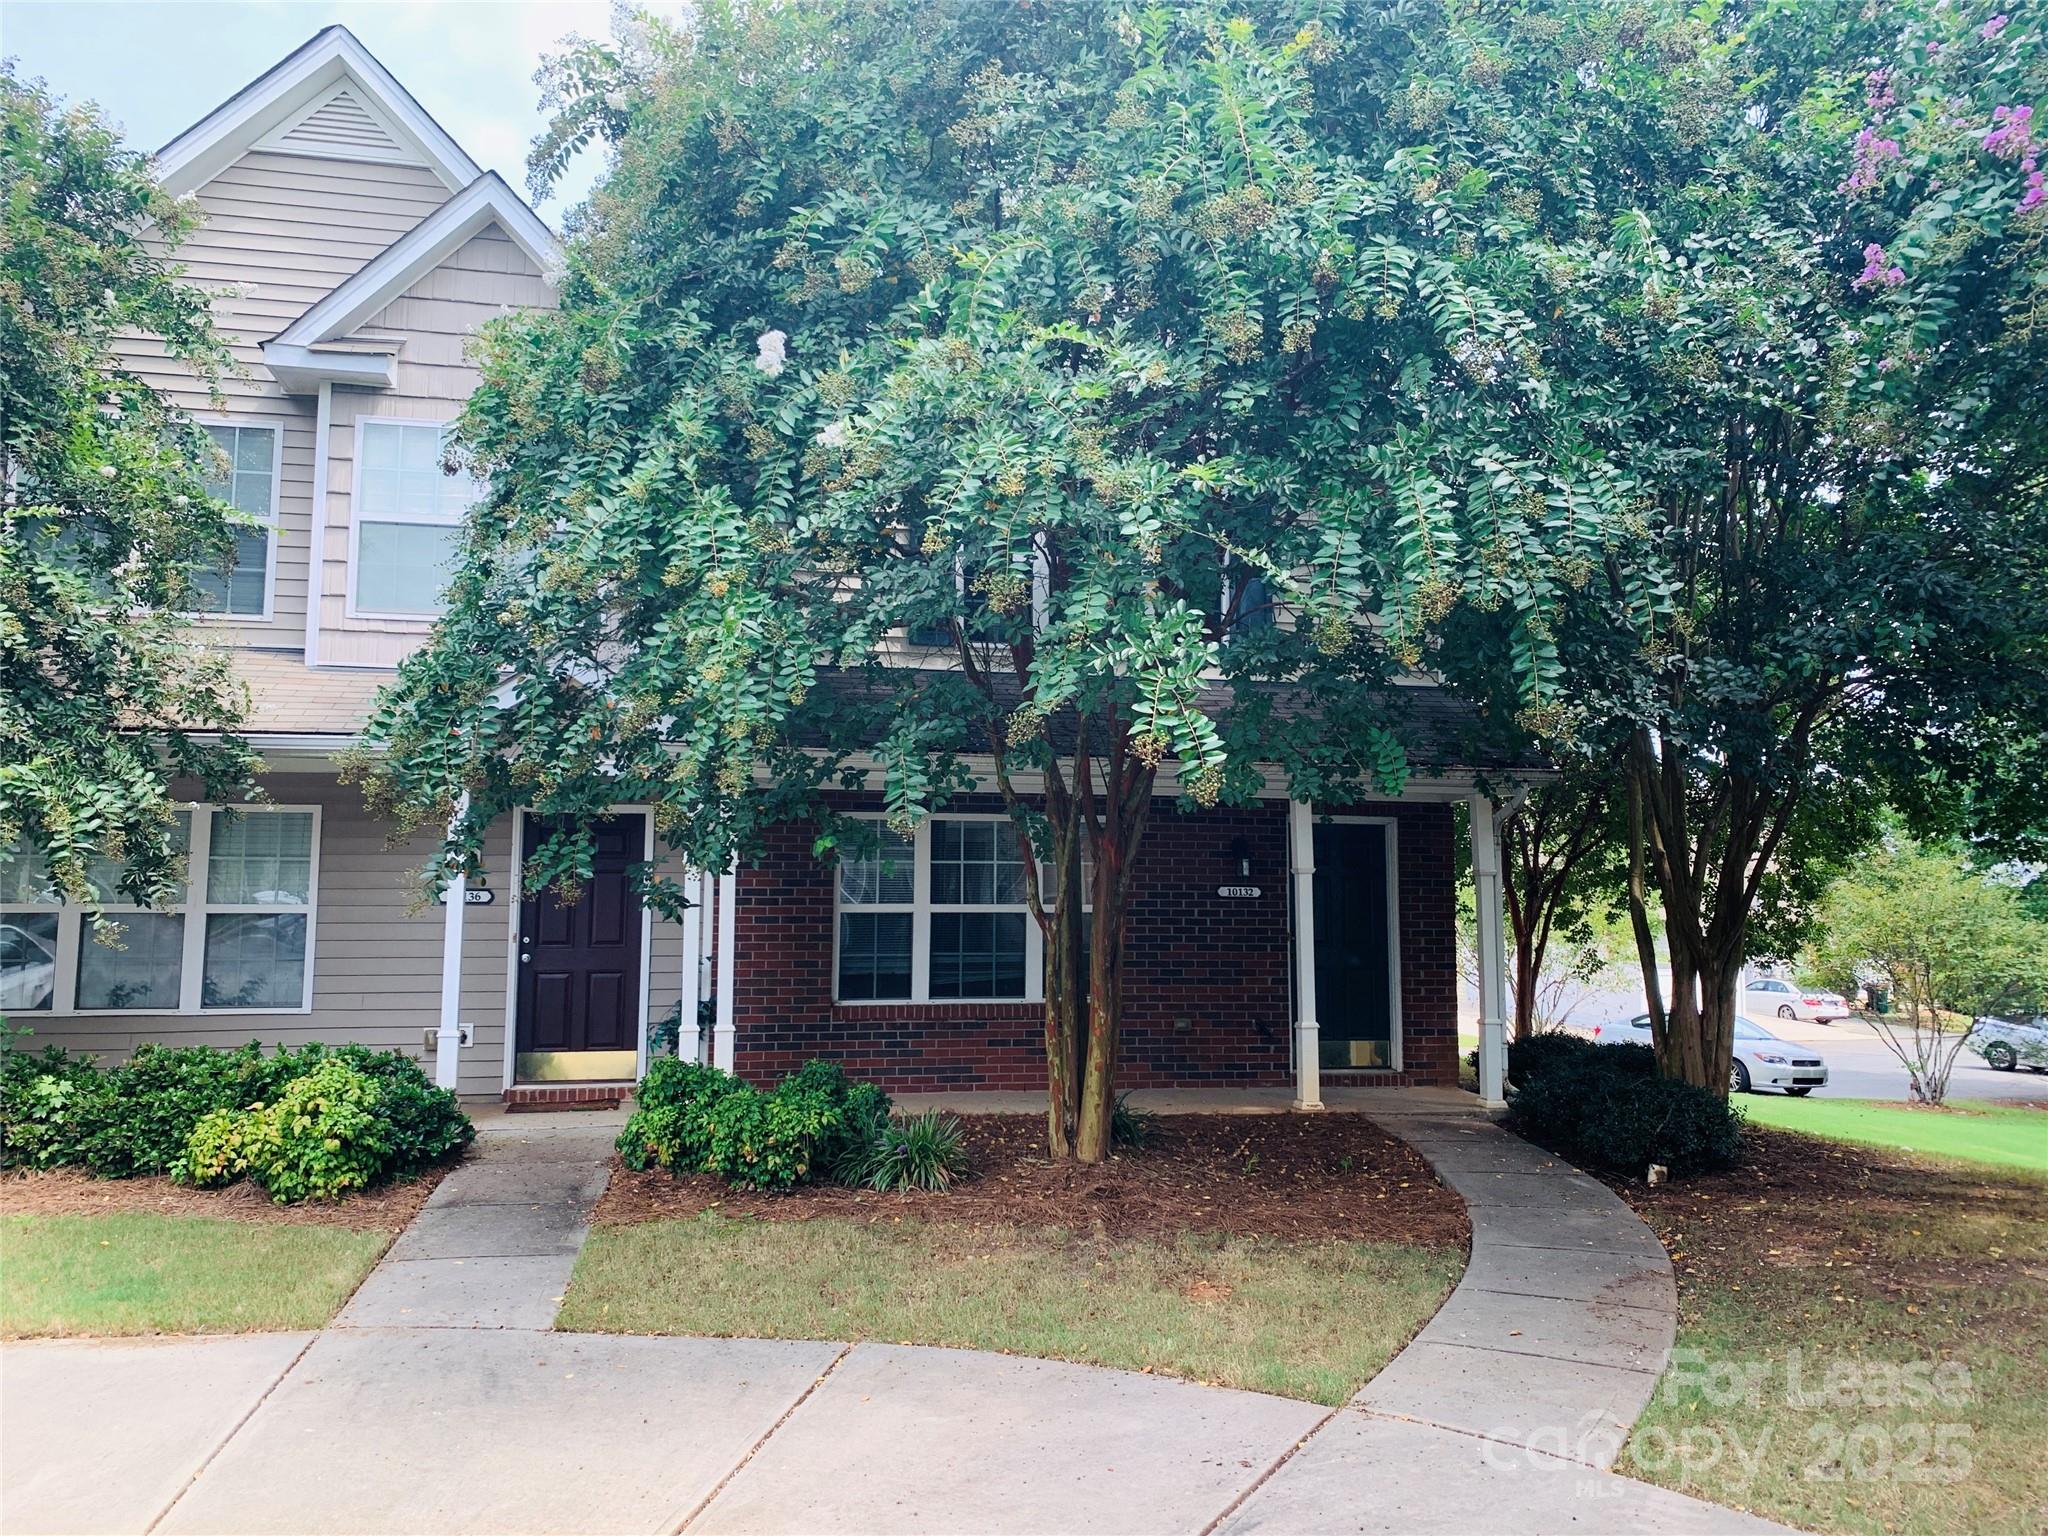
728,795,1459,1092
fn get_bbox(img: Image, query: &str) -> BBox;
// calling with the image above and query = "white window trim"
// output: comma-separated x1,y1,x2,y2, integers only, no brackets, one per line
346,415,468,623
2,805,321,1017
833,812,1043,1006
184,416,282,624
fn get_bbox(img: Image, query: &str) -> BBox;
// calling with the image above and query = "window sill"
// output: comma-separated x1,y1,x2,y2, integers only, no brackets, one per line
831,1000,1042,1024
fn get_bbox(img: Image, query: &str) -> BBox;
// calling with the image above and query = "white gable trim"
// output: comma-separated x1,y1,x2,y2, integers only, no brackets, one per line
268,174,560,359
156,25,480,196
253,81,424,168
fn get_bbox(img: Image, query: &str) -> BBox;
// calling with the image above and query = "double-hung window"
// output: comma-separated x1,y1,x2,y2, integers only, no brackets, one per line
0,807,319,1015
190,423,277,617
835,816,1040,1003
351,419,476,618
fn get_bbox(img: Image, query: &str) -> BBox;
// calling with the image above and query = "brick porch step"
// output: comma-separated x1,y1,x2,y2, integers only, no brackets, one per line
502,1082,634,1111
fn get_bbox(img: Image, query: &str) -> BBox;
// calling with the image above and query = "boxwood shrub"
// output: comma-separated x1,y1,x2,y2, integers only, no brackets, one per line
1506,1044,1743,1178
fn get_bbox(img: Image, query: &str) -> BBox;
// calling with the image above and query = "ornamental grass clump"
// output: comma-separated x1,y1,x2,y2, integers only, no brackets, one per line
838,1110,971,1193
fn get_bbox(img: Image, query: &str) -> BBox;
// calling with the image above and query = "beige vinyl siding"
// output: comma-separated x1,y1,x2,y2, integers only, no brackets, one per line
17,773,513,1098
112,149,451,653
316,225,556,669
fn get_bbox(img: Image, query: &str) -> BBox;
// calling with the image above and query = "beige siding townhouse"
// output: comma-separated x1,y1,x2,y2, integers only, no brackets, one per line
6,28,1535,1111
3,28,697,1103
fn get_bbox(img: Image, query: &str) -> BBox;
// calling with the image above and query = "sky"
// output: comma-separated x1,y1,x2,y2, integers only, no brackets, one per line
0,0,683,216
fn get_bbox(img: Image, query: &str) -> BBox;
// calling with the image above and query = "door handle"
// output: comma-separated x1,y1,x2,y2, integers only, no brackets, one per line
521,952,531,963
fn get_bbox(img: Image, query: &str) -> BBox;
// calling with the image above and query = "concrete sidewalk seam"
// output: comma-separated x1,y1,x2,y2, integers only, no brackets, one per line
1464,1284,1670,1316
1417,1336,1662,1375
1351,1406,1617,1472
1193,1404,1345,1536
139,1331,317,1536
671,1341,856,1535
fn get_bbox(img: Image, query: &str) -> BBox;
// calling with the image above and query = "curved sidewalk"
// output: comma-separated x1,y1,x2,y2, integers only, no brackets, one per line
0,1106,1788,1535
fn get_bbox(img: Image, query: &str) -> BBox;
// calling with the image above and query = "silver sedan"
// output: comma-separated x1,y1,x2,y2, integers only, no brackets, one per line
1595,1013,1832,1095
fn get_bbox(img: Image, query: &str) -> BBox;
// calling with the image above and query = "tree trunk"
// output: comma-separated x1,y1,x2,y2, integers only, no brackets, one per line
1073,874,1125,1162
1040,835,1086,1158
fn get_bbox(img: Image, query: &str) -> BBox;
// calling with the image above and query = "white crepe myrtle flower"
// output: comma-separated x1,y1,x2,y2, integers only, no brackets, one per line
172,495,189,508
97,464,117,480
754,329,788,377
1577,60,1600,89
816,419,848,447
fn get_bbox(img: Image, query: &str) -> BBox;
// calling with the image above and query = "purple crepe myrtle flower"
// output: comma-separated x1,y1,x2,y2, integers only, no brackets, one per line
1853,243,1906,290
1982,14,2009,41
1841,128,1903,195
1984,103,2035,159
2023,170,2046,212
1865,69,1897,114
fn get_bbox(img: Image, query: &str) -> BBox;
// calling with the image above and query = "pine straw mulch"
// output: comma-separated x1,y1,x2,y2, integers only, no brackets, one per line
593,1111,1470,1248
1606,1124,2048,1299
0,1158,459,1232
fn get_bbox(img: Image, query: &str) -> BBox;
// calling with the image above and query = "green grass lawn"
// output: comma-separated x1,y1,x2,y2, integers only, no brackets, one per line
1740,1097,2048,1175
561,1214,1461,1405
1622,1155,2048,1536
0,1212,391,1337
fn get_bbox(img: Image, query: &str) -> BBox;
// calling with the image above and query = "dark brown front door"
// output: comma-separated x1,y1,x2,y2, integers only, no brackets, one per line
516,815,644,1081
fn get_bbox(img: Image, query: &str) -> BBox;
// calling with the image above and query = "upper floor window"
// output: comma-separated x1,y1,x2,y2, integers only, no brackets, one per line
0,807,319,1016
350,420,477,618
189,423,277,618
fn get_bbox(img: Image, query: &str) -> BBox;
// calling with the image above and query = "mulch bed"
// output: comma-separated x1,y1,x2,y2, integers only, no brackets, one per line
593,1112,1470,1247
1607,1124,2048,1297
0,1160,458,1233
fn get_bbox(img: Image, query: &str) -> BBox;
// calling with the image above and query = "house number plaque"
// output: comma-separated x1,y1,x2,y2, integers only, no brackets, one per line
1216,885,1263,899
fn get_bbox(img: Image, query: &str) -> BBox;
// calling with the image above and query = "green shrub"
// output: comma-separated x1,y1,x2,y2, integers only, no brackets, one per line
78,1042,290,1178
1110,1092,1157,1151
840,1110,971,1192
0,1046,107,1168
278,1043,472,1167
234,1059,395,1203
619,1057,897,1192
176,1107,255,1188
1507,1050,1743,1177
1505,1030,1601,1086
616,1060,749,1171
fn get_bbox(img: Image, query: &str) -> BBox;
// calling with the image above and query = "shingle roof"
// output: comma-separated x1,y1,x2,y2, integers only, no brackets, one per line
231,650,389,736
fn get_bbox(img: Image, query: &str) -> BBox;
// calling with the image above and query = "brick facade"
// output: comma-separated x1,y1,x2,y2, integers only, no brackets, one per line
729,796,1459,1093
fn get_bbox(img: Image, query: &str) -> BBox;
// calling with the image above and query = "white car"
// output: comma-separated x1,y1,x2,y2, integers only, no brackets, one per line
1744,977,1852,1023
1972,1016,2048,1073
1594,1013,1831,1095
0,921,56,1012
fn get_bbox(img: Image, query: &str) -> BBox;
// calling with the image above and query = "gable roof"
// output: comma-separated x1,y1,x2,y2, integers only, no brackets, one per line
155,25,481,196
261,171,561,391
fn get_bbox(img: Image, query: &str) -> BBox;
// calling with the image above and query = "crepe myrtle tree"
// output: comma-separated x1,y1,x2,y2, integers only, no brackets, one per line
351,0,1794,1158
1407,0,2048,1093
0,66,257,911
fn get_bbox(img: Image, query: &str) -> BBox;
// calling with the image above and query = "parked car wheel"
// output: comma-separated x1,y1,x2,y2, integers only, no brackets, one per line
1784,1086,1814,1096
1983,1041,2019,1071
1776,1004,1796,1019
1731,1060,1753,1094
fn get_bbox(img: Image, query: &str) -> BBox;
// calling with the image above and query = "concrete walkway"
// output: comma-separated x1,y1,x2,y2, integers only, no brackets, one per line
0,1100,1787,1536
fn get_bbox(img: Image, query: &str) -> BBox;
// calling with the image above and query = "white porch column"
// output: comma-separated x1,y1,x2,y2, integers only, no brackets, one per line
433,793,470,1091
712,867,738,1072
1470,794,1508,1109
1288,799,1322,1110
678,869,705,1063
